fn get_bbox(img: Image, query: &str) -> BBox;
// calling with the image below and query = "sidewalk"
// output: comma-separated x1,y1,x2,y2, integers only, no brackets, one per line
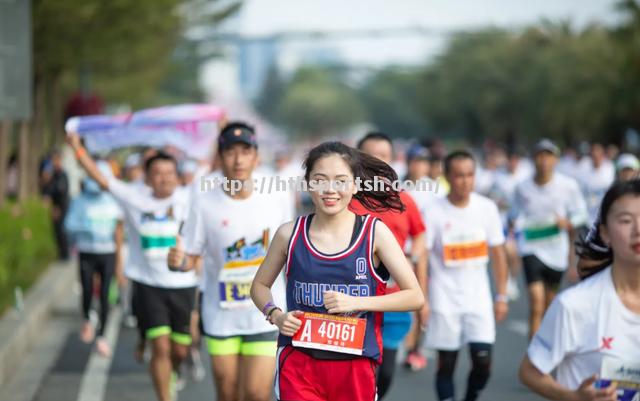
0,259,76,397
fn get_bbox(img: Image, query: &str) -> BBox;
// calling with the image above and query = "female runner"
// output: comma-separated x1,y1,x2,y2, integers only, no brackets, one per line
520,179,640,401
251,141,424,401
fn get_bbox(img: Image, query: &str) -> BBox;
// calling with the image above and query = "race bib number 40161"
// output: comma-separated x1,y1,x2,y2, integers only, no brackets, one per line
597,356,640,401
292,312,366,355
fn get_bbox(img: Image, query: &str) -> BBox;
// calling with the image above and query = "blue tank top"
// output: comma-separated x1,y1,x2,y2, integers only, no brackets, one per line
278,214,387,362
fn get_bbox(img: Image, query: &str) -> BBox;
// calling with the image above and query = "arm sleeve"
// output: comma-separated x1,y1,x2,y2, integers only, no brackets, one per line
425,210,435,251
106,177,137,206
182,195,206,256
486,201,506,247
507,185,522,225
527,296,578,374
567,179,589,228
404,193,426,237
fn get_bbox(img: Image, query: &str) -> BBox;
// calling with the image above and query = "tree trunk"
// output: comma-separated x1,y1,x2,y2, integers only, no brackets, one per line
30,74,48,196
50,74,64,147
17,121,30,202
0,120,12,208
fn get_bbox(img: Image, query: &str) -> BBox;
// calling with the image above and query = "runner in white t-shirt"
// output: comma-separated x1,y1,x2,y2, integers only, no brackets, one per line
520,179,640,401
424,150,509,401
168,122,293,401
488,148,530,301
510,139,588,340
67,133,196,401
404,144,443,215
578,142,615,224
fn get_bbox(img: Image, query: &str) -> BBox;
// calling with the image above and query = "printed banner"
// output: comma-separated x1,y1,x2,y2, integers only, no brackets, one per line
65,104,226,159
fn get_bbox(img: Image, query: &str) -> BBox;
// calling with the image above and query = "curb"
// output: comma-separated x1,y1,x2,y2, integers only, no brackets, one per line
0,259,76,389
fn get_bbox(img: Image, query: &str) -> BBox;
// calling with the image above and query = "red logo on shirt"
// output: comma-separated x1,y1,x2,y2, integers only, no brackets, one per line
222,219,229,227
600,337,614,350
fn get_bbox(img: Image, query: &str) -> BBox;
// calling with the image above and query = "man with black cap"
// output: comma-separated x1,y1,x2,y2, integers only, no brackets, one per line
66,132,196,401
169,121,293,401
509,138,588,339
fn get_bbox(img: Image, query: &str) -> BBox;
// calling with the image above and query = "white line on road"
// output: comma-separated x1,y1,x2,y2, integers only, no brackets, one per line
76,307,123,401
506,319,528,337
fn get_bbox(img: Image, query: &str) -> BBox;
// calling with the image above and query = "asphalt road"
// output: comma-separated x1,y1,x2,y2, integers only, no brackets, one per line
1,280,543,401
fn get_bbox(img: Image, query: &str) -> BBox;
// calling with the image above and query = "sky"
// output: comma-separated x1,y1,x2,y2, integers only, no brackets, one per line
234,0,621,66
238,0,620,35
202,0,622,100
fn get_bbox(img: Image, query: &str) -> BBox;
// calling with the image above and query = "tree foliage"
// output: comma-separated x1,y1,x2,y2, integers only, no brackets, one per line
254,1,640,146
359,68,427,139
265,66,366,138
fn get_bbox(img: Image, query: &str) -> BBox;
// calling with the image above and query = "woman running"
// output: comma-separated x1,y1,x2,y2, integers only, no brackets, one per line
519,179,640,401
251,141,424,401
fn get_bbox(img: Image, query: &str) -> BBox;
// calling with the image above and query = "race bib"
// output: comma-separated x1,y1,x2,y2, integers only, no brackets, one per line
596,356,640,401
218,230,269,309
442,227,488,269
218,272,255,309
523,215,560,243
292,312,367,355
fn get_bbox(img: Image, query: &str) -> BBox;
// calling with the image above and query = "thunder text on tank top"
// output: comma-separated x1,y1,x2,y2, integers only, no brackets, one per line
279,213,389,362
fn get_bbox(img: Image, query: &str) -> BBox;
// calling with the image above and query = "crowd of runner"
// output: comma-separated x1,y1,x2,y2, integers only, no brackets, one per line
54,120,640,401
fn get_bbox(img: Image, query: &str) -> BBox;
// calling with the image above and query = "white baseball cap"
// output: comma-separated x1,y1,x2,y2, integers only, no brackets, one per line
616,153,640,171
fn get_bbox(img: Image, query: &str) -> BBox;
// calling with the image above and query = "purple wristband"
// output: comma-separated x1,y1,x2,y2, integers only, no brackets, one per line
262,301,276,316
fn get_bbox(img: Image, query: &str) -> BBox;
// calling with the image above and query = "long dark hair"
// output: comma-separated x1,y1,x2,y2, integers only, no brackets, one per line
576,179,640,279
303,141,405,213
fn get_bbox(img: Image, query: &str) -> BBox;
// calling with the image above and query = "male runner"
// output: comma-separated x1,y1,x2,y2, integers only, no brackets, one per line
424,150,509,401
67,133,196,401
510,139,588,339
169,122,293,401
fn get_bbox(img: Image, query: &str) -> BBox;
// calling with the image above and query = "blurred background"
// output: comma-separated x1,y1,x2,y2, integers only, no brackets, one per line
1,1,639,400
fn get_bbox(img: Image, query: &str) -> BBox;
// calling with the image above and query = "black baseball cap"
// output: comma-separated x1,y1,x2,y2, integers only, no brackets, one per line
218,121,257,152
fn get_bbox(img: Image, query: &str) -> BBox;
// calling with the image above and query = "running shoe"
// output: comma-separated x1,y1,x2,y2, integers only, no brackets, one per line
95,337,112,358
80,321,95,344
188,348,206,382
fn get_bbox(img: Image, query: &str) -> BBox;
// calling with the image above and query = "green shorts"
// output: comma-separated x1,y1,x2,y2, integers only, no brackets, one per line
205,331,278,357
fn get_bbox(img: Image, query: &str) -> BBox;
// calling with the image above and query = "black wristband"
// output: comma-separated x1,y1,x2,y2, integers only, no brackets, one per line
266,307,282,324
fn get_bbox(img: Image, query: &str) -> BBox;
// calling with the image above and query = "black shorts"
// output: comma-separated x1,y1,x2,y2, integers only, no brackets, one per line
133,281,196,342
522,255,564,289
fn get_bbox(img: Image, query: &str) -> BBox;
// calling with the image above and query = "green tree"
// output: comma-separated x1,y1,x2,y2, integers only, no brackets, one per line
22,0,240,198
254,66,287,125
275,66,366,138
417,23,622,146
359,68,427,139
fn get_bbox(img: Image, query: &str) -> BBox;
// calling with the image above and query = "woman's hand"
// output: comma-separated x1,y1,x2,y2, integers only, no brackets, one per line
418,302,430,329
323,291,361,314
274,310,303,337
572,375,617,401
